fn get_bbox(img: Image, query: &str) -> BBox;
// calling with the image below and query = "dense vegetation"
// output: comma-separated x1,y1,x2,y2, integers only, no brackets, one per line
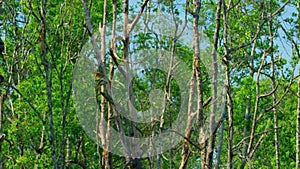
0,0,299,168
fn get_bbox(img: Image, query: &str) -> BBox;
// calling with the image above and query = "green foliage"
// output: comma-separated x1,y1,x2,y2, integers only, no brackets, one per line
0,0,299,168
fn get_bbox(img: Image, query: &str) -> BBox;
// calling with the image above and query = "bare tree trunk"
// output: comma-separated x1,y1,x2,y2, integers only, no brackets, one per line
179,61,196,169
0,93,4,168
192,0,206,166
122,1,138,168
296,2,300,168
219,1,239,169
215,88,227,169
172,1,199,168
101,0,118,168
122,0,149,168
220,1,234,168
205,0,222,168
268,18,280,169
99,1,112,168
184,0,205,168
297,37,300,169
272,60,280,169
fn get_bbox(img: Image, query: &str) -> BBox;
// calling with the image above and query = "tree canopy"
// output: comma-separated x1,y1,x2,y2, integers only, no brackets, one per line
0,0,299,168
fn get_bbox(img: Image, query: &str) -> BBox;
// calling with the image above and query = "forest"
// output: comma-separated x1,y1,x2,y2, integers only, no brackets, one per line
0,0,300,168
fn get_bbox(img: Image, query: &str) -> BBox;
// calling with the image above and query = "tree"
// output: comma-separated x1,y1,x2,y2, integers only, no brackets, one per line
0,0,299,168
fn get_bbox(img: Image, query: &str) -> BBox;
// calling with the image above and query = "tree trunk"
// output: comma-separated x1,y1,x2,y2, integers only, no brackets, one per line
39,0,58,168
269,18,280,169
0,94,4,168
179,1,201,168
296,2,300,168
215,88,227,169
206,0,222,168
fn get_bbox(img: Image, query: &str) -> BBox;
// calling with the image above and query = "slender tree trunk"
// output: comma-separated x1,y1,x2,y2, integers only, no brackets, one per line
225,65,234,169
297,62,300,169
179,66,196,169
273,65,280,169
186,0,205,168
0,94,4,168
123,1,139,168
215,88,227,169
221,1,235,168
99,0,112,168
176,1,200,168
195,15,206,169
296,2,300,168
268,17,280,169
122,0,149,168
205,0,222,168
